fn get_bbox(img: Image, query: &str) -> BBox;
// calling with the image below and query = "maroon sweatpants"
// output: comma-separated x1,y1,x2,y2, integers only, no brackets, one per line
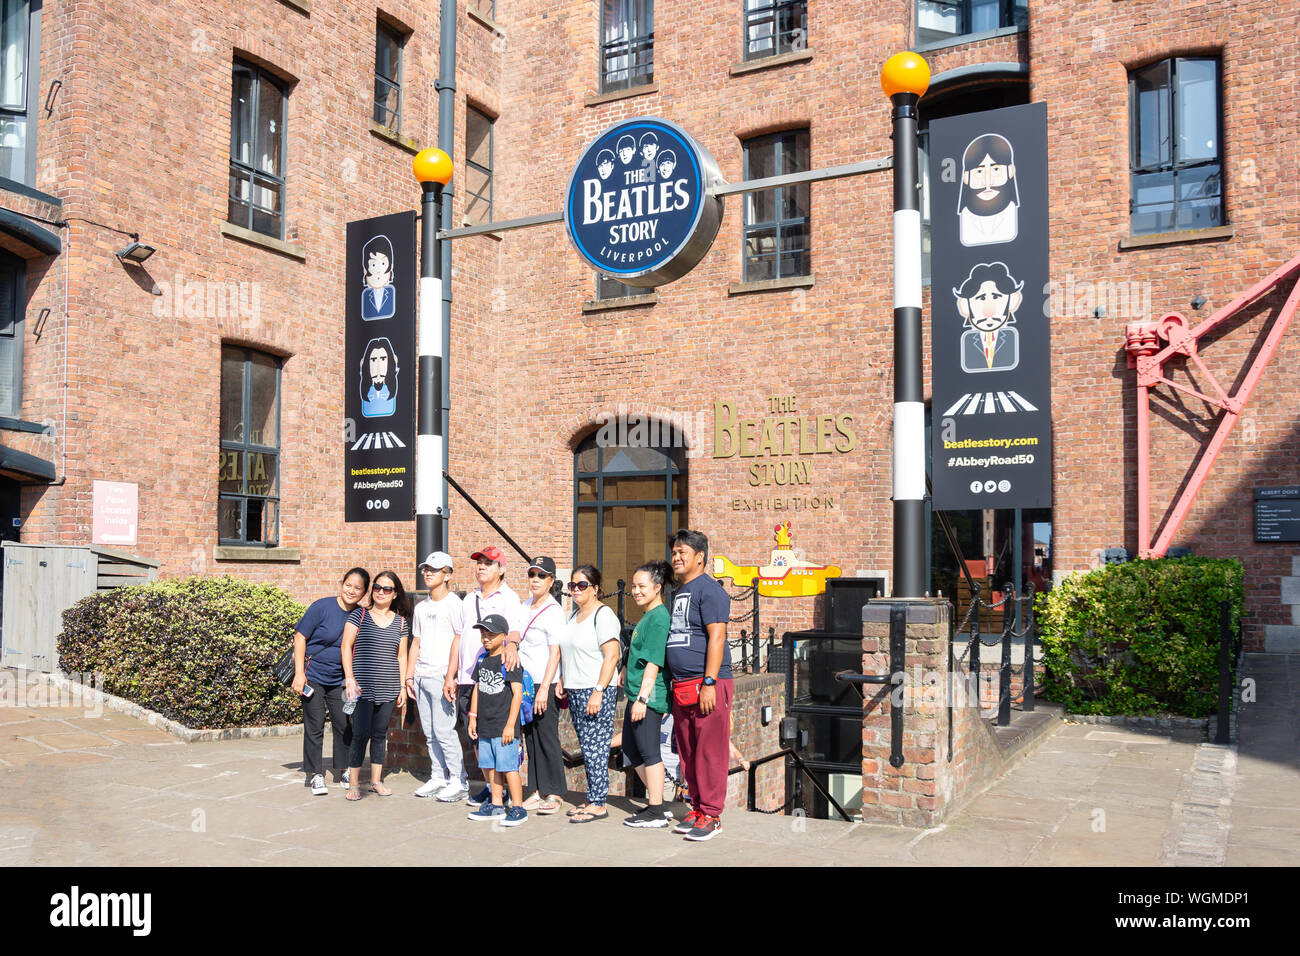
671,677,734,817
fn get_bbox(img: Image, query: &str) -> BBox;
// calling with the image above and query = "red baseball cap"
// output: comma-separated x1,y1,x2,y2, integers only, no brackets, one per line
470,546,505,565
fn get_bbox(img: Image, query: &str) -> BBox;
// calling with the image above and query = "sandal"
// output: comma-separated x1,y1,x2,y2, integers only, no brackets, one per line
569,807,609,824
345,786,362,802
566,803,590,817
368,783,394,796
537,797,563,816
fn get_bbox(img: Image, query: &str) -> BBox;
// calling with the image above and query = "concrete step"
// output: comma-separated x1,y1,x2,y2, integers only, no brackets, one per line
1264,625,1300,653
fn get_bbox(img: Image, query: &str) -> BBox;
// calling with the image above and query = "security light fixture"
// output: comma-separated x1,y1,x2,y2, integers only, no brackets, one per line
1191,294,1207,310
116,236,156,264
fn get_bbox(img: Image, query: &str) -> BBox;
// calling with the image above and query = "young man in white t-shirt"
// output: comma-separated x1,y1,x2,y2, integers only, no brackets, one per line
405,552,466,801
442,546,524,805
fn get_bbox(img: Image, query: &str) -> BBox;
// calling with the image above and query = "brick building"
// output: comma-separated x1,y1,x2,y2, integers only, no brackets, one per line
1,0,1297,677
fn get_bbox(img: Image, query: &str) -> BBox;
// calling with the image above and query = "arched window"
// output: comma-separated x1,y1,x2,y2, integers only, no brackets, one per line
574,431,685,622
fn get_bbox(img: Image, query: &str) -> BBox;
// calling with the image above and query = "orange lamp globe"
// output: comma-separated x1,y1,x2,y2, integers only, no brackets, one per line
880,52,930,99
413,148,454,186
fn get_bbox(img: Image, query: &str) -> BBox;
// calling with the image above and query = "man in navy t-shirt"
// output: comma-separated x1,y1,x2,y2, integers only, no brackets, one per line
665,529,732,842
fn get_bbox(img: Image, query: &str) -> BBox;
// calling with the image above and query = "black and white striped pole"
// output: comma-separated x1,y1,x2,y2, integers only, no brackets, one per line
882,52,931,599
413,148,454,568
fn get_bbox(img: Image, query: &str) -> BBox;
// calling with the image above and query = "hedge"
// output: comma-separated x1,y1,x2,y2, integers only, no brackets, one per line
57,576,306,728
1035,557,1243,718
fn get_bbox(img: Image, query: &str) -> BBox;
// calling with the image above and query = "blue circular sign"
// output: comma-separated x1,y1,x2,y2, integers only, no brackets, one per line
565,117,724,288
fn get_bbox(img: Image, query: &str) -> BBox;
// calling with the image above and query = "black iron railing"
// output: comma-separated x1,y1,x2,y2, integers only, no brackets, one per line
734,747,853,822
1215,598,1243,745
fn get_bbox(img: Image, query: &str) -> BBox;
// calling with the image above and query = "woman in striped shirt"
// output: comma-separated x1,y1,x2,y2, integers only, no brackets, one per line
342,570,411,801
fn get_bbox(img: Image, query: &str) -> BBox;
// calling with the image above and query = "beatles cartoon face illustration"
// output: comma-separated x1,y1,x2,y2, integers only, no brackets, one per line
361,235,396,321
639,132,659,165
616,135,637,165
957,133,1019,247
596,149,616,180
360,337,399,417
953,262,1023,373
656,149,677,180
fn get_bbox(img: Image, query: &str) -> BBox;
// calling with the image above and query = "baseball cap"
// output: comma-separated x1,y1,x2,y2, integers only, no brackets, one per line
527,555,557,576
419,551,453,571
472,614,510,635
469,546,505,565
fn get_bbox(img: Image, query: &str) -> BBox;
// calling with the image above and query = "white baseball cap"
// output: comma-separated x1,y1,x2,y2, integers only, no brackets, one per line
419,551,454,571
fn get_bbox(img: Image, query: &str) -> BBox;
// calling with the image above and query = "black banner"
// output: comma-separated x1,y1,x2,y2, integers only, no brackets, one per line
929,102,1052,510
344,211,417,522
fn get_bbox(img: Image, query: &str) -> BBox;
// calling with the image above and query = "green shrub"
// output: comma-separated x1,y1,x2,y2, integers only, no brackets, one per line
58,576,307,728
1035,557,1242,718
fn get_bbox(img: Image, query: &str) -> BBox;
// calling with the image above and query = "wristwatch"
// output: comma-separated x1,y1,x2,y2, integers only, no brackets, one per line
636,694,648,704
702,676,717,687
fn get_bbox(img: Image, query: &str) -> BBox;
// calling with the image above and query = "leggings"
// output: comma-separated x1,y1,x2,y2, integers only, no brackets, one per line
567,686,618,805
348,698,397,769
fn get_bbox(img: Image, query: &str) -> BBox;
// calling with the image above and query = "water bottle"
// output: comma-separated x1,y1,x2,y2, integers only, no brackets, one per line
343,684,358,715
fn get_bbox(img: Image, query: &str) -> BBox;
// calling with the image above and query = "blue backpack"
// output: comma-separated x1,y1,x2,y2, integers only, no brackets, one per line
475,649,536,726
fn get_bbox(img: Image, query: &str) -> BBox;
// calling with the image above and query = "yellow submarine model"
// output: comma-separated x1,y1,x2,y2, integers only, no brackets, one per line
711,521,842,598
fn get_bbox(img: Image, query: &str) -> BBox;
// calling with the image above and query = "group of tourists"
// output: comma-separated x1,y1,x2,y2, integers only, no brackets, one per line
290,529,735,841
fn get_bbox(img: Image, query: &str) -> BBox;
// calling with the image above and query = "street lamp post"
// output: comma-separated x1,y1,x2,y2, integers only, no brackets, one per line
413,147,454,569
881,52,931,599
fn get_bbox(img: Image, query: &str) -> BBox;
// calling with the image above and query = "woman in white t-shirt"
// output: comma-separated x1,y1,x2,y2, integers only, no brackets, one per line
517,556,566,814
556,564,621,823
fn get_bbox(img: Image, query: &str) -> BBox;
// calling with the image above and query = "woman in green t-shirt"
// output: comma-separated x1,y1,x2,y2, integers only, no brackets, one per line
621,559,674,829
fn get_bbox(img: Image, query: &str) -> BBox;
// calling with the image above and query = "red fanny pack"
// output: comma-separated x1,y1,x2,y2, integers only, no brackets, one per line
672,678,704,707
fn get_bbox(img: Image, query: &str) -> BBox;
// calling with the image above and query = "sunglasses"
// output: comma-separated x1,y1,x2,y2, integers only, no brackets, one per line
527,569,553,580
567,581,592,592
372,584,395,594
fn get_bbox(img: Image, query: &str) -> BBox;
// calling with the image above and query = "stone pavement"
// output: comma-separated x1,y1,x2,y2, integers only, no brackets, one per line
1,656,1296,866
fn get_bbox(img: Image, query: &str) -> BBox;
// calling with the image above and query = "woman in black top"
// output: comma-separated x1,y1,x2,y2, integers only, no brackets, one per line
342,570,411,800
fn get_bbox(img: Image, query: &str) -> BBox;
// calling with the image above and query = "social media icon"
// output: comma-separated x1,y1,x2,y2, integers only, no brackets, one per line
970,481,982,493
998,480,1011,493
983,481,997,493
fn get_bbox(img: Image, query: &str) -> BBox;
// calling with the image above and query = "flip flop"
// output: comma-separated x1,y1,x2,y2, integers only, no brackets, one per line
368,784,394,796
345,787,362,802
569,807,609,823
566,803,590,817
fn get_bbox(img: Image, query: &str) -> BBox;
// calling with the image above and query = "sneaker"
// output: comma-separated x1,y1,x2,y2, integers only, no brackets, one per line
310,773,328,796
467,786,492,809
501,806,528,828
467,802,506,823
672,809,702,834
335,769,351,788
624,806,670,829
414,778,446,798
436,783,468,803
683,814,722,842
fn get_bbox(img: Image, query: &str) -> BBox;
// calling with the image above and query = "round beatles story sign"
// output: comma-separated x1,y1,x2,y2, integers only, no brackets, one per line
565,117,724,288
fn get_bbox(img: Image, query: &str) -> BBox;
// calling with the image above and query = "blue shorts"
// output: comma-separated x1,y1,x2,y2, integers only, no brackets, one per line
477,735,521,773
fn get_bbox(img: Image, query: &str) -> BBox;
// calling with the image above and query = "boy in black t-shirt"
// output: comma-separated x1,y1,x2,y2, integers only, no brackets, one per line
466,614,527,827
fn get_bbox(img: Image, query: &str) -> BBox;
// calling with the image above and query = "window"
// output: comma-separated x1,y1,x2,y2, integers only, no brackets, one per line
373,21,404,133
744,0,806,61
219,347,282,546
742,129,810,282
574,432,684,625
1129,57,1223,235
229,60,287,239
465,106,493,225
0,251,23,417
0,0,38,184
597,274,639,300
916,0,1027,47
468,0,495,16
601,0,654,93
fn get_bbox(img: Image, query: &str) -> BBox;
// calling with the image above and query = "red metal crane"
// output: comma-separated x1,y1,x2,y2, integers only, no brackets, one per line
1124,253,1300,557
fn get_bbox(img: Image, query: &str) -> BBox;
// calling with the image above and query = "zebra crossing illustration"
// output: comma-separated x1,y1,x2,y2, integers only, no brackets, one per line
350,431,407,451
942,390,1038,416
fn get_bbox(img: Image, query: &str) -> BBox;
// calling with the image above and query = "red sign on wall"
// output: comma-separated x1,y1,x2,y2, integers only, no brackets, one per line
92,481,138,546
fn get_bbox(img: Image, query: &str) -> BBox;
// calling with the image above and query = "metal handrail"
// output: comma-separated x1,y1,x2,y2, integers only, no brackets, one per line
739,747,854,822
834,669,890,686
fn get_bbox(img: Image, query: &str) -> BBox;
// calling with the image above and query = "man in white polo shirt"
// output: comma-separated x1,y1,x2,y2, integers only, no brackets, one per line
405,551,466,801
442,545,523,805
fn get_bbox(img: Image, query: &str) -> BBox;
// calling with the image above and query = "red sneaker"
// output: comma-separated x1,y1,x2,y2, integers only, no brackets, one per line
684,814,722,842
672,809,702,834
